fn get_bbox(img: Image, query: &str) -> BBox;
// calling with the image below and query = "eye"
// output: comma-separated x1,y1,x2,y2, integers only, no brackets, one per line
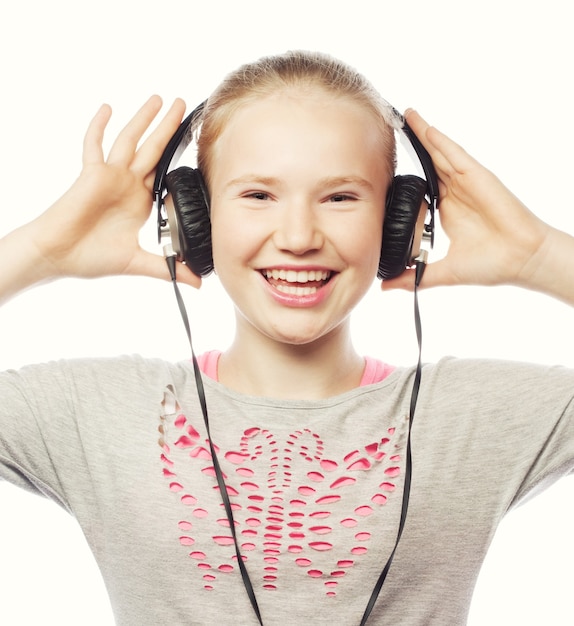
245,191,271,201
328,193,356,203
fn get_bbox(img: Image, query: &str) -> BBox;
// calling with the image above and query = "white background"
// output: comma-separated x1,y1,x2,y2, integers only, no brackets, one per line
0,0,573,623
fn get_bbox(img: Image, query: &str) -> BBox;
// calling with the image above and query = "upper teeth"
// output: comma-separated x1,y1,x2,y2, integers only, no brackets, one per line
263,269,330,283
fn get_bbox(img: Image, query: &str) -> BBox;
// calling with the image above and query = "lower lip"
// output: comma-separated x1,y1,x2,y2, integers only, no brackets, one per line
262,275,335,308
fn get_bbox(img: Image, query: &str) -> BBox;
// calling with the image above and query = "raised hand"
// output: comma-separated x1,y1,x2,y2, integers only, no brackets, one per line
383,109,573,303
0,96,200,304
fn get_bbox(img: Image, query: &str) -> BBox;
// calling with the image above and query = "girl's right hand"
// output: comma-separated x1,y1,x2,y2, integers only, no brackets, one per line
1,96,201,303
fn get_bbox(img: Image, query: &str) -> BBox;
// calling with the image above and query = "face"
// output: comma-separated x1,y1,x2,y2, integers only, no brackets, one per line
208,88,391,348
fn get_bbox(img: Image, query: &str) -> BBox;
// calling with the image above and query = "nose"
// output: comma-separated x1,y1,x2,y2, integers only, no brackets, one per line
272,199,325,255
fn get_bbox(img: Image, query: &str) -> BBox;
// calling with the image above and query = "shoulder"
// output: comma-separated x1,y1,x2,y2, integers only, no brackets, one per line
422,356,574,394
0,354,195,407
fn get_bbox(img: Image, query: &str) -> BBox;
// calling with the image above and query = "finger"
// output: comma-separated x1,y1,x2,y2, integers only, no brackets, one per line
404,109,455,180
132,98,187,178
380,268,417,292
381,260,455,292
425,125,479,176
404,109,434,152
172,260,203,289
106,95,164,166
128,249,202,288
406,109,479,179
82,104,112,166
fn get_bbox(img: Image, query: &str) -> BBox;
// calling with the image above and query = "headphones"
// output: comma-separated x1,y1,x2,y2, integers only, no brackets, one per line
153,100,439,280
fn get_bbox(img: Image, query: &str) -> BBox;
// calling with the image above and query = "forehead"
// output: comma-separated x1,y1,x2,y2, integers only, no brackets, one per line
209,89,391,183
221,86,383,136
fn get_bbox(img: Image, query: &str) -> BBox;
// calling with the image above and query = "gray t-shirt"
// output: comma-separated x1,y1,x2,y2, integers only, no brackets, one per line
1,355,573,625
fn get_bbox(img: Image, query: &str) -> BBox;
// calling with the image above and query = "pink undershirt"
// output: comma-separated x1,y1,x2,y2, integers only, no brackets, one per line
197,351,395,386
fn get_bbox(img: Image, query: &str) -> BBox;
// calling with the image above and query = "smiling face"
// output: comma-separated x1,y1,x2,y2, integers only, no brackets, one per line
208,88,391,349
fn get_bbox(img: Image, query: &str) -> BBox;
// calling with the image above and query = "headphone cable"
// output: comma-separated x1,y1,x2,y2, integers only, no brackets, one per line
166,254,264,625
165,253,427,626
359,252,427,624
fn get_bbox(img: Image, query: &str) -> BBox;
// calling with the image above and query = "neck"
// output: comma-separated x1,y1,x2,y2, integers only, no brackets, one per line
218,320,365,400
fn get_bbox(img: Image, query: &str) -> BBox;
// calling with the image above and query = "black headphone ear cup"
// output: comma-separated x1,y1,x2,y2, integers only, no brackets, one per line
165,166,213,277
378,175,428,280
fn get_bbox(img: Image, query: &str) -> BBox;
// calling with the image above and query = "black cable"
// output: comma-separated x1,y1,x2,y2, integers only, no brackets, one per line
166,255,426,626
166,256,264,626
359,256,426,625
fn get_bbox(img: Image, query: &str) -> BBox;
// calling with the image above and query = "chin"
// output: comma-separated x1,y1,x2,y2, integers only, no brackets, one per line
262,320,347,350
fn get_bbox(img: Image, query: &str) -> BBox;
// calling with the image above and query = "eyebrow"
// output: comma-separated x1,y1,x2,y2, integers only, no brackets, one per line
224,175,280,190
317,175,374,191
224,175,374,191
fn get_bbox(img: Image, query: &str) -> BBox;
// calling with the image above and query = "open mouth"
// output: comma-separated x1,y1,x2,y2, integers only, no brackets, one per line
262,269,333,296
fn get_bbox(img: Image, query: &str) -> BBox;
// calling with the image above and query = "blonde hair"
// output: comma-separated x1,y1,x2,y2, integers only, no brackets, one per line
194,50,398,186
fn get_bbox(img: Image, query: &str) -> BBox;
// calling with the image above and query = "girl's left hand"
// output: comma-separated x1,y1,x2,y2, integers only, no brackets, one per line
383,110,553,294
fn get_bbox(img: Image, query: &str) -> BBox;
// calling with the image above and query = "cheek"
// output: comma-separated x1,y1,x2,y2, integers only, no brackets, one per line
209,197,233,247
339,214,384,271
209,202,229,272
210,217,236,274
209,204,261,274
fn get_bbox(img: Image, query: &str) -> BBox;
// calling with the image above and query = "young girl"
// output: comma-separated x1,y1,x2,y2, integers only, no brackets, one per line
1,51,573,625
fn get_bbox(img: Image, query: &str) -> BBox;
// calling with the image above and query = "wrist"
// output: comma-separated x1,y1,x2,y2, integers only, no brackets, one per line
0,222,60,305
517,225,574,306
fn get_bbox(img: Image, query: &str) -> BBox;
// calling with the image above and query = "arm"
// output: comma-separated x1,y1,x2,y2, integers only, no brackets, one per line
384,110,574,306
0,96,200,306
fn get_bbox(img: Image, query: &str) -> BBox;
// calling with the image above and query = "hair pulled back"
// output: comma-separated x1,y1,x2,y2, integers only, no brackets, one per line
194,50,398,185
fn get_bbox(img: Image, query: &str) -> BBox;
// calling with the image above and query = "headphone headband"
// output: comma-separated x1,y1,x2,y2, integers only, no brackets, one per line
153,101,206,242
399,117,439,212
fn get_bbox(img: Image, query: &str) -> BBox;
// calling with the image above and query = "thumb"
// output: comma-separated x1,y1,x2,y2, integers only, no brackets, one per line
129,250,202,288
381,260,452,292
381,267,418,292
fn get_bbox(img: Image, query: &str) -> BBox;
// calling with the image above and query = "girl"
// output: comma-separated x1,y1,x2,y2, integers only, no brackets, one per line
0,51,573,625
